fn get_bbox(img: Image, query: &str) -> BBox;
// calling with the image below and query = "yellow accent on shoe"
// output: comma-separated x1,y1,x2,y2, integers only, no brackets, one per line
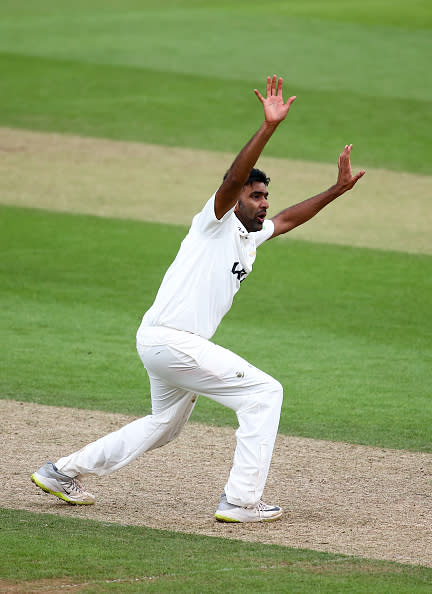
31,467,95,506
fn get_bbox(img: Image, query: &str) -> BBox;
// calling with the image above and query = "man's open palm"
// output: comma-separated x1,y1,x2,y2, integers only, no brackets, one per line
254,75,296,124
337,144,366,192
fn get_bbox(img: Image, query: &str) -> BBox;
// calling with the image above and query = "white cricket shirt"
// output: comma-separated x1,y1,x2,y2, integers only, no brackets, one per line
139,193,274,340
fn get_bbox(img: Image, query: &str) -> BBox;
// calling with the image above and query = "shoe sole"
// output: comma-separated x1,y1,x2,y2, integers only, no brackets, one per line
214,511,283,523
31,474,94,506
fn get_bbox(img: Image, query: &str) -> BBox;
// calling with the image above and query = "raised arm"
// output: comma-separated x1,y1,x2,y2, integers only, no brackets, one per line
214,75,296,220
270,144,366,238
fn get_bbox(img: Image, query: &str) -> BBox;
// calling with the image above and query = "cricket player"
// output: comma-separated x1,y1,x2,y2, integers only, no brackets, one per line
31,75,365,522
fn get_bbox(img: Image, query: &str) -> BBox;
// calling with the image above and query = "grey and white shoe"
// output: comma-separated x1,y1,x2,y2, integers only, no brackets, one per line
31,462,95,505
214,493,282,523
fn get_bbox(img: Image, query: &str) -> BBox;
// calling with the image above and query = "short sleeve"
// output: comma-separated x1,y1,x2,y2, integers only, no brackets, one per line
193,193,235,237
253,219,275,247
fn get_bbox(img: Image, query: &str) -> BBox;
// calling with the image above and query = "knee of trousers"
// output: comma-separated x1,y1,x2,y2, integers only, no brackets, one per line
242,377,283,414
146,409,186,449
265,377,283,410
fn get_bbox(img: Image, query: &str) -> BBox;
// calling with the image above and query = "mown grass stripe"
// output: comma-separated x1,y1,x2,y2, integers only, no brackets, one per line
0,4,430,100
1,128,431,255
1,509,432,593
0,52,431,175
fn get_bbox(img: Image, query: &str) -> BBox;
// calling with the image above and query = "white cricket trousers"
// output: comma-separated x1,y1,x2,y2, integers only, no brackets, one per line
55,326,283,507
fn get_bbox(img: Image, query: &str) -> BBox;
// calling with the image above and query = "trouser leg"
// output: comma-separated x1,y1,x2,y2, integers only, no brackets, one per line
224,378,283,507
137,327,284,507
55,389,197,477
57,325,283,507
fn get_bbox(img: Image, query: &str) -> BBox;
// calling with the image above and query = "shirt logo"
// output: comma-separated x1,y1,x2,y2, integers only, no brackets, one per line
231,262,247,282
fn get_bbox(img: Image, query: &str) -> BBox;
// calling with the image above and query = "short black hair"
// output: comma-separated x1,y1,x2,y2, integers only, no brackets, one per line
223,168,270,186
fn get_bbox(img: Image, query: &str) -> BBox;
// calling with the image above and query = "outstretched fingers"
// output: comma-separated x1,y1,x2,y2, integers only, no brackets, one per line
273,75,296,106
285,95,297,108
353,169,366,182
254,88,265,103
338,144,353,167
254,75,274,103
255,76,296,103
276,76,283,96
276,76,296,106
255,74,297,123
338,144,366,188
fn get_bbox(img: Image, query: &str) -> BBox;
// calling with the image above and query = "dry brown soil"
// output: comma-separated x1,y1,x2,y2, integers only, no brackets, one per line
2,400,431,568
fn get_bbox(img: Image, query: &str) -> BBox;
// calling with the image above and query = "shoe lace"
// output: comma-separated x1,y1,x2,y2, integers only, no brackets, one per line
61,476,86,494
255,500,268,512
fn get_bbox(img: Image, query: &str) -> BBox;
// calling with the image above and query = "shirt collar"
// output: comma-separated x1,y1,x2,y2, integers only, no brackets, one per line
236,218,249,239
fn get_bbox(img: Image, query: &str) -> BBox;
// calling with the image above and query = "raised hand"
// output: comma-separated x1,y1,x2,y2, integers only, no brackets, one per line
254,75,296,125
336,144,366,193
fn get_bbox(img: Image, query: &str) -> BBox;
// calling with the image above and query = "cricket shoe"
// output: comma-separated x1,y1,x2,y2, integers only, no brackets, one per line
31,462,95,505
214,493,282,523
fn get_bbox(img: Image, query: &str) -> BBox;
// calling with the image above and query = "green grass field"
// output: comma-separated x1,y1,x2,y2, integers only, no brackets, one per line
1,205,431,451
0,1,431,174
1,0,431,590
2,509,431,593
